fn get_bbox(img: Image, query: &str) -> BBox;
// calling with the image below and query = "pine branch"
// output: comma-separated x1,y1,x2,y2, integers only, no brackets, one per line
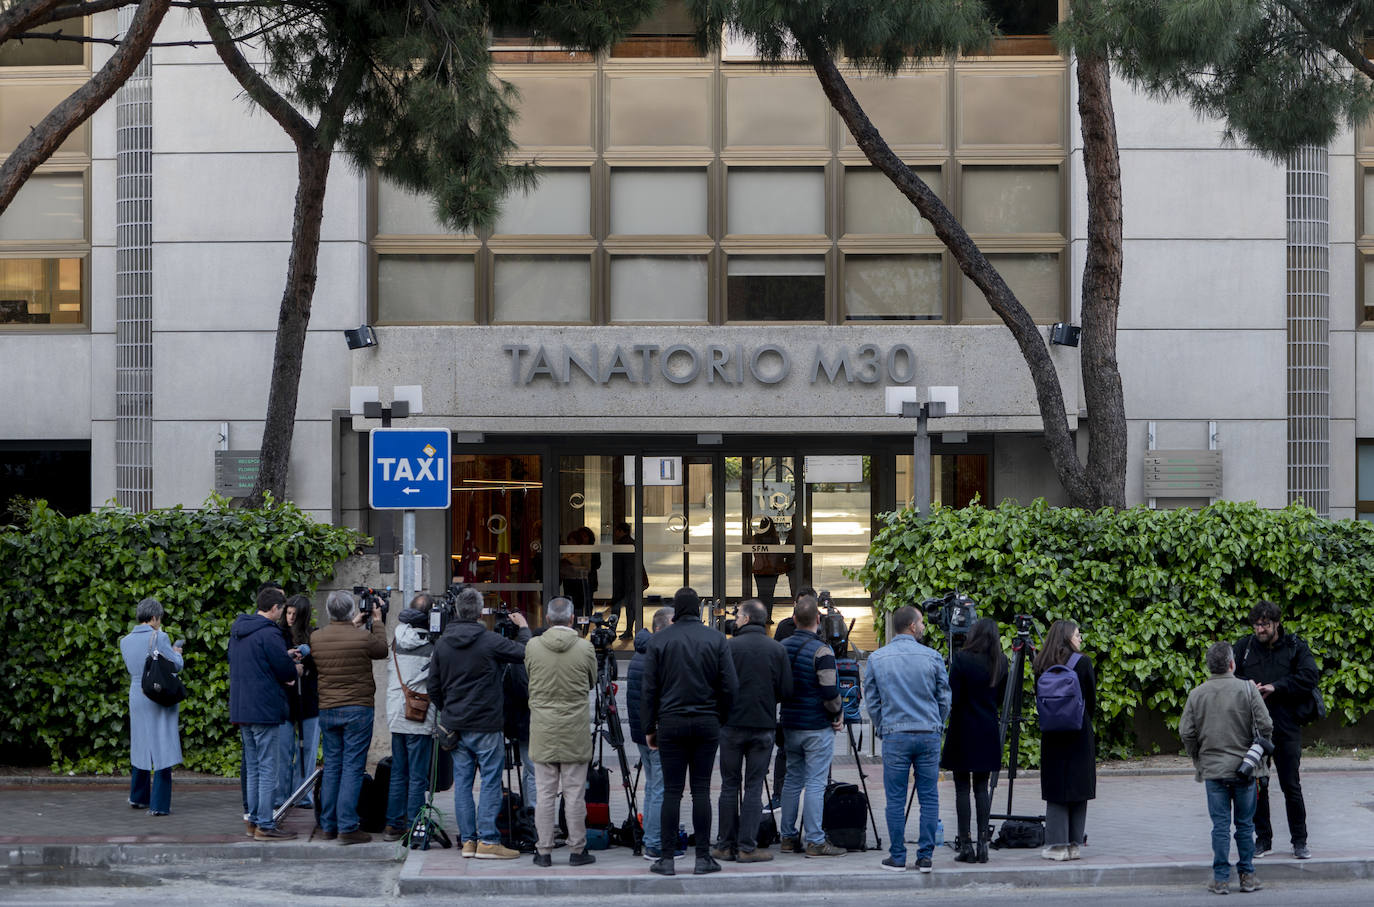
200,2,315,147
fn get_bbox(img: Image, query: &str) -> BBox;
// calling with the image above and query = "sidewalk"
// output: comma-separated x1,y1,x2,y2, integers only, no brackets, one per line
4,757,1372,896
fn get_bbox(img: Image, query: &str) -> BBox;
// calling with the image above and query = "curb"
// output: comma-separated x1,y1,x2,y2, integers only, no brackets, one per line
4,841,403,868
395,855,1374,896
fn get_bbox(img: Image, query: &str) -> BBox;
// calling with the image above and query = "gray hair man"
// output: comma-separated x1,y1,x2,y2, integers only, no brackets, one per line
524,597,598,867
426,586,529,859
310,588,388,844
1180,640,1274,895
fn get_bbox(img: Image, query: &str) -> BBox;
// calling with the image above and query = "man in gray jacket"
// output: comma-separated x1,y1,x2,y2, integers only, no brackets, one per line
1179,641,1274,897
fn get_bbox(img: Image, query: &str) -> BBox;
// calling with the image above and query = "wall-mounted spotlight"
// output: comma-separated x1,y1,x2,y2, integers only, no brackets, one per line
343,324,378,351
1050,322,1081,347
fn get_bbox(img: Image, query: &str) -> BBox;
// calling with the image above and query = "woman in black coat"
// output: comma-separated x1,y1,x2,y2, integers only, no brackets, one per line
940,618,1008,862
1034,619,1096,861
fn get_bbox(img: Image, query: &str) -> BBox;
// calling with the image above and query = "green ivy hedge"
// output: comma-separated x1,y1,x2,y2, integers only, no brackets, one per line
855,500,1374,761
0,497,363,775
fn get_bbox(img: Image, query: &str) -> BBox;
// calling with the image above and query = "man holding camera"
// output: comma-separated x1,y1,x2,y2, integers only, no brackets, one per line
428,586,530,859
777,593,846,858
1180,641,1274,895
1232,600,1320,860
641,587,738,876
524,597,598,867
713,598,792,863
311,589,388,843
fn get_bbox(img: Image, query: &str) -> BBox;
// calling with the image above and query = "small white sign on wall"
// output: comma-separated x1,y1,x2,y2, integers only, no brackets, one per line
640,456,684,486
804,455,864,484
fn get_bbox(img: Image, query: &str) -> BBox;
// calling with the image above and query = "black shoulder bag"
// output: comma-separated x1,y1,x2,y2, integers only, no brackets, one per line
141,631,187,707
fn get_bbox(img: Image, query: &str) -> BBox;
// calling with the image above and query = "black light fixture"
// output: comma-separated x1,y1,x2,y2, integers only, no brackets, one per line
343,324,378,350
1050,322,1081,347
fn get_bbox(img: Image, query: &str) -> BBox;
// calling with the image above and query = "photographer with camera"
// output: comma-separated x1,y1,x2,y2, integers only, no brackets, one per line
382,595,439,842
524,596,598,868
1180,641,1274,895
427,586,530,859
311,589,388,844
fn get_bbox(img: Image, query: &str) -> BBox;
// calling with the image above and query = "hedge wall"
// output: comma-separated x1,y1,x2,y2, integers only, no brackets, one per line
854,500,1374,761
0,497,363,774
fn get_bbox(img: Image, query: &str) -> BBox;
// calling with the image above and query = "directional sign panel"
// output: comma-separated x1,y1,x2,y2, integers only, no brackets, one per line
370,428,451,510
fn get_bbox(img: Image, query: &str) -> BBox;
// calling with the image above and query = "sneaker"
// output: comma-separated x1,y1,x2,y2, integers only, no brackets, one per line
916,856,932,873
475,840,520,860
244,820,257,838
778,835,801,853
880,856,907,872
129,801,148,810
532,853,552,868
694,854,721,875
710,845,737,862
650,856,676,876
1253,841,1271,858
1067,843,1081,861
382,826,407,842
254,826,298,841
149,810,169,817
570,849,596,866
339,829,373,845
643,847,662,862
1293,844,1311,859
461,839,477,858
737,848,774,863
805,839,846,857
1206,879,1230,895
1238,872,1262,893
1041,844,1072,861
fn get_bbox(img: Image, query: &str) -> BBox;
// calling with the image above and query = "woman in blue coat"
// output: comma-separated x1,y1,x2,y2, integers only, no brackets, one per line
119,597,184,815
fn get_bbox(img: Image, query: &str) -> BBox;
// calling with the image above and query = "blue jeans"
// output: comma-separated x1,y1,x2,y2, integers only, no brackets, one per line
240,723,280,830
319,705,374,834
780,727,834,846
1207,777,1257,881
387,732,433,830
129,766,172,814
293,716,320,805
882,731,940,862
452,730,504,844
638,743,663,852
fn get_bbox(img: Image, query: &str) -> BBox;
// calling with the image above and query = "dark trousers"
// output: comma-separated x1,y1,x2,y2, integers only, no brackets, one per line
130,766,172,814
716,726,773,851
772,728,787,802
952,770,991,845
658,718,720,858
1255,731,1306,847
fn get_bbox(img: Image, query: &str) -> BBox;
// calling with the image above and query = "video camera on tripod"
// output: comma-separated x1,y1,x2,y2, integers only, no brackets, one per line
352,585,391,629
426,582,466,636
710,598,739,635
481,603,521,639
922,590,978,653
577,611,619,653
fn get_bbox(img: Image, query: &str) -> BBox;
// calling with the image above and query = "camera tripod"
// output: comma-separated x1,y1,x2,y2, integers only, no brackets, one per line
828,616,882,851
988,618,1045,832
592,645,642,854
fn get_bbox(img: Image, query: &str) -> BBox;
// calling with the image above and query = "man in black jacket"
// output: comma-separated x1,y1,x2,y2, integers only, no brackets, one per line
713,599,792,863
1233,600,1320,860
641,587,738,877
427,587,529,859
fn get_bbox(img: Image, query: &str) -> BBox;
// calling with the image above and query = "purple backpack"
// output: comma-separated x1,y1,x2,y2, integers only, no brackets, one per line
1036,652,1084,732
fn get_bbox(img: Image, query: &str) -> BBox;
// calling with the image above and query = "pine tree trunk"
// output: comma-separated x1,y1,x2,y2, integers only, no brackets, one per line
0,0,170,215
1076,52,1128,510
247,146,332,506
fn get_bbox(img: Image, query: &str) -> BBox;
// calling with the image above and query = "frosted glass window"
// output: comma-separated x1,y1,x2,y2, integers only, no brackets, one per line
0,18,84,66
610,169,707,235
1363,172,1374,236
844,168,942,235
845,255,942,321
727,256,825,321
494,170,590,235
725,76,827,147
728,169,825,235
0,174,84,241
960,253,1061,323
960,72,1064,146
607,77,710,146
493,256,591,322
610,257,708,322
1,83,87,154
377,179,454,235
962,167,1059,234
377,255,475,323
1359,442,1374,501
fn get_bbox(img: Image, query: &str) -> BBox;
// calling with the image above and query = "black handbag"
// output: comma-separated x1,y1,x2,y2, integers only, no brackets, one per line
140,631,187,707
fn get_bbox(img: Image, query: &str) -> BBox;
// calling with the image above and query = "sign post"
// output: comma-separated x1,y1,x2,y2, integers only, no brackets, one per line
370,427,451,609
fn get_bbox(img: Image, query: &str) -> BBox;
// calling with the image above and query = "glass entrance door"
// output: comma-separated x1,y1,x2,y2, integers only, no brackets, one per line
726,455,798,622
450,453,543,620
641,455,714,631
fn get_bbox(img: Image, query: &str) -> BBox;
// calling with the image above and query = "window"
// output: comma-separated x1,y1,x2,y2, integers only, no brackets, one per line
1359,441,1374,521
844,254,942,321
493,170,591,236
493,255,591,323
727,169,825,236
611,0,700,58
981,0,1058,56
959,253,1062,323
610,169,707,236
844,168,942,235
610,256,708,322
377,255,475,323
962,166,1059,234
727,256,825,321
0,18,84,67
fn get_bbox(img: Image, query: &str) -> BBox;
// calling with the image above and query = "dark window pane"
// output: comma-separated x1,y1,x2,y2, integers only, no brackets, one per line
985,1,1057,35
0,444,90,522
727,259,825,321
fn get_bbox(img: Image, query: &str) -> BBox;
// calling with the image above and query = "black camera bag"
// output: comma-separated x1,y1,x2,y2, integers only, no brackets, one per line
822,781,867,851
993,818,1044,849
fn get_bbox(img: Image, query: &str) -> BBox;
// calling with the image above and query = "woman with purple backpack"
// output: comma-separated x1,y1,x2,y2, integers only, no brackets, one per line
1033,619,1096,861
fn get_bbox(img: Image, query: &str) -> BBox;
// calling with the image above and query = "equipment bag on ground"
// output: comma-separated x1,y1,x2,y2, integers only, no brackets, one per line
993,818,1044,849
585,763,611,827
496,787,537,852
821,780,867,851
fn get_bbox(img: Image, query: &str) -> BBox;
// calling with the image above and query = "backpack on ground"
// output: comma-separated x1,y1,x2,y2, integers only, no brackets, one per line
585,762,611,828
1035,652,1084,732
496,787,537,852
822,780,867,851
355,756,390,833
993,818,1044,849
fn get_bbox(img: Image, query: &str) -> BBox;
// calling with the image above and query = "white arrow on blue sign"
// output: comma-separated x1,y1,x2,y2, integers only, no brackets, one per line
369,427,451,510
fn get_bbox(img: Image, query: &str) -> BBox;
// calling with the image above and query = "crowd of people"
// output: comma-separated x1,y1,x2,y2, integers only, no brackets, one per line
119,584,1320,887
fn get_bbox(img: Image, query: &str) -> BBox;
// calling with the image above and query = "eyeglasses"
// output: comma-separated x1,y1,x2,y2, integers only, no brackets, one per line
1253,619,1274,628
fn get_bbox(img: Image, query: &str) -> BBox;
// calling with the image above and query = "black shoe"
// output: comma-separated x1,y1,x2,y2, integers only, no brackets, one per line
619,631,635,641
570,849,596,866
532,853,552,867
1293,844,1311,859
976,840,989,863
694,854,722,875
917,856,932,873
650,857,676,876
953,843,976,863
1254,840,1271,858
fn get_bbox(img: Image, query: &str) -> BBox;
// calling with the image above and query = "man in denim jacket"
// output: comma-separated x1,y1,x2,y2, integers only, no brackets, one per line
865,604,950,873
